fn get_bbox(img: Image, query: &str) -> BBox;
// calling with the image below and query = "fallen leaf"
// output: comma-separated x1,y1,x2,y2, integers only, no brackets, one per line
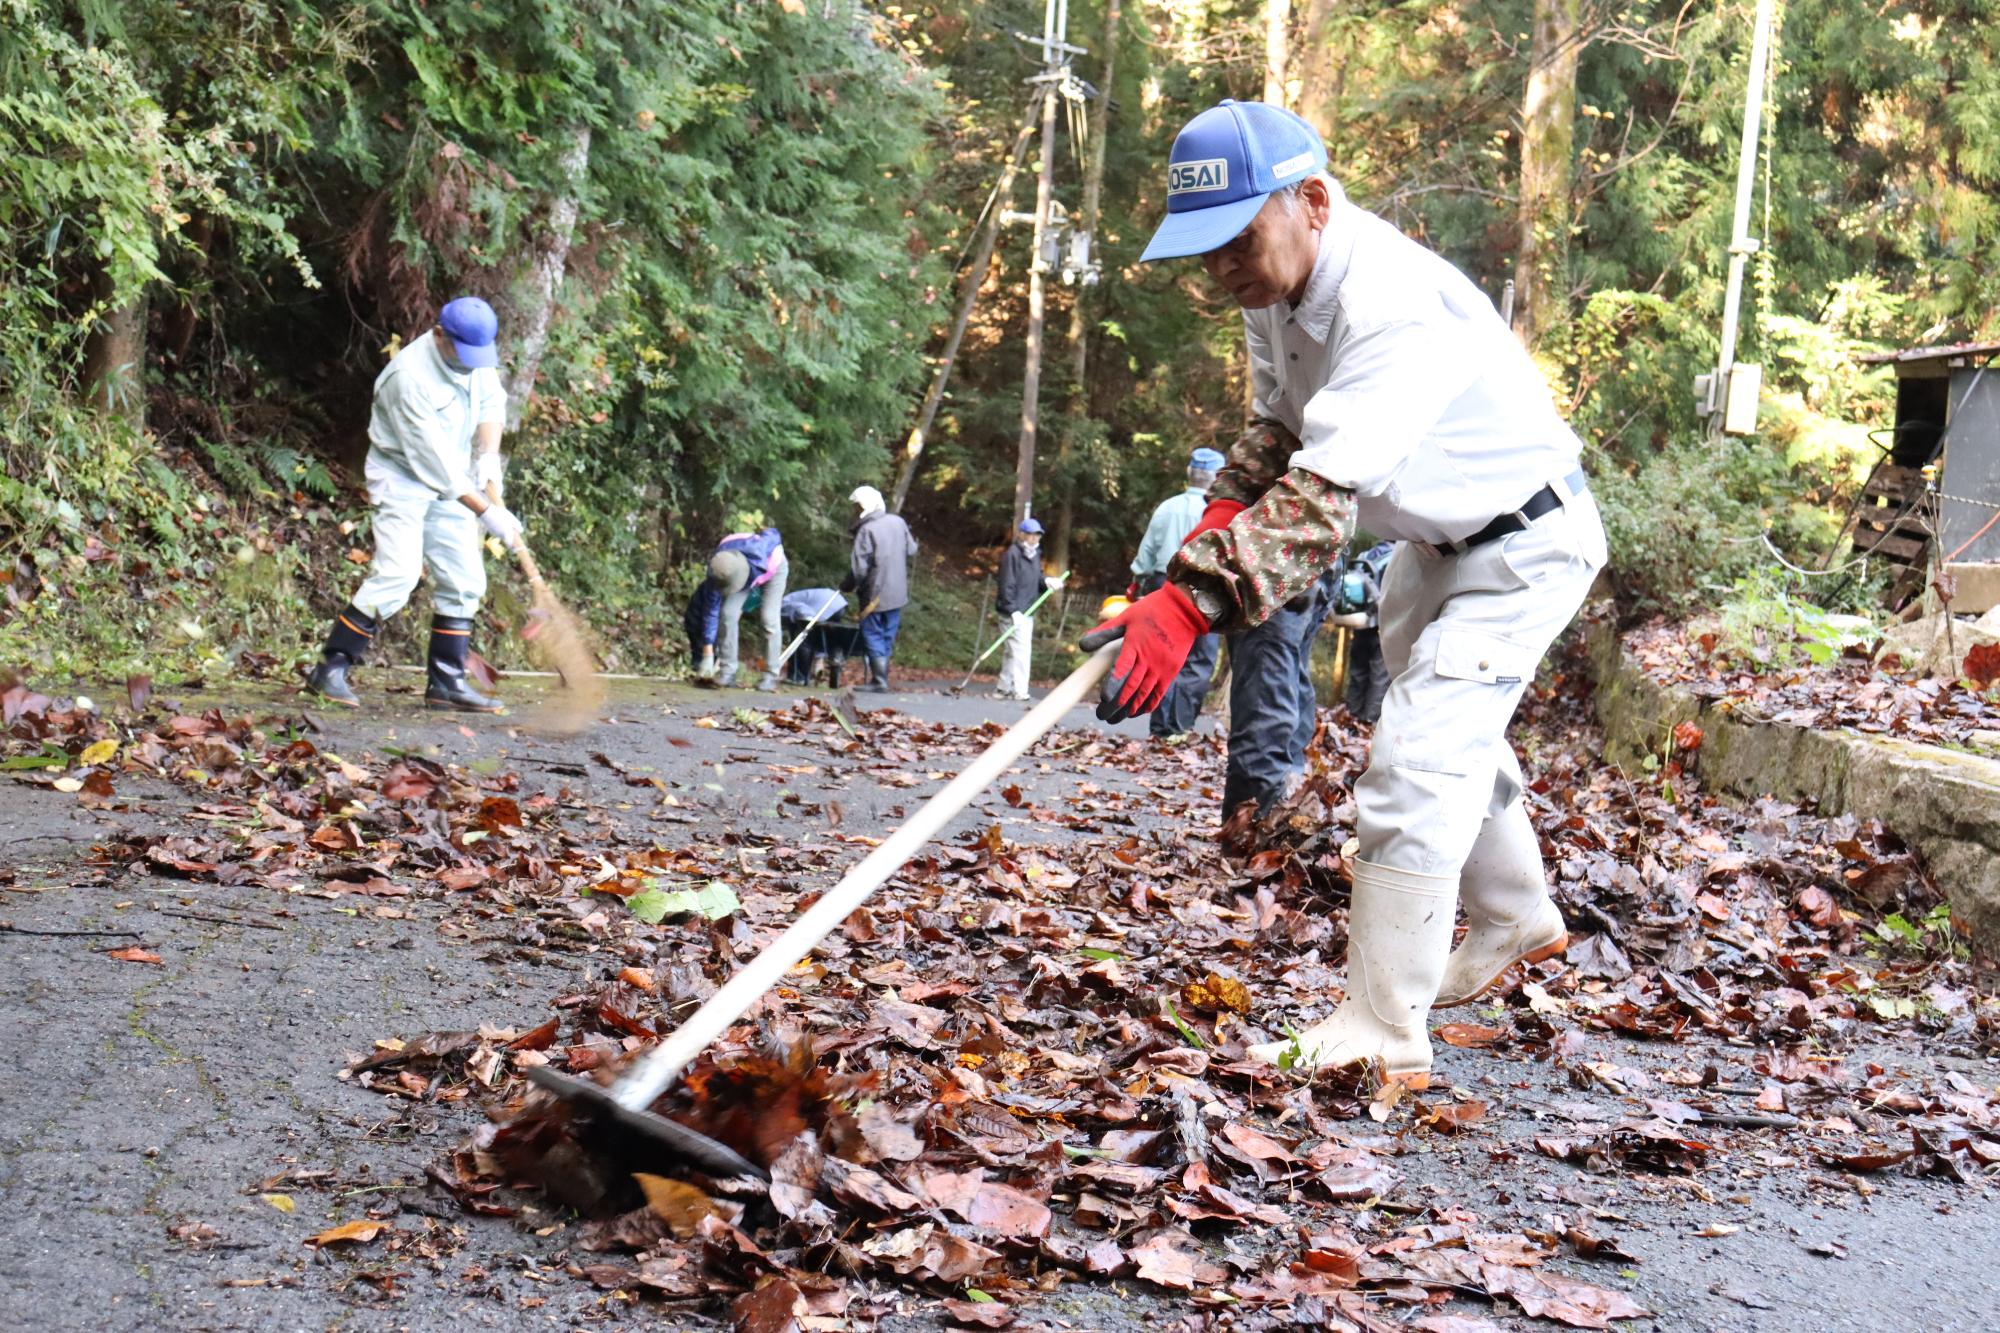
1129,1229,1209,1291
942,1295,1014,1328
308,1219,388,1246
1419,1099,1488,1132
1437,1023,1507,1049
626,880,741,924
107,947,162,965
732,1277,802,1333
634,1173,721,1239
1181,971,1250,1014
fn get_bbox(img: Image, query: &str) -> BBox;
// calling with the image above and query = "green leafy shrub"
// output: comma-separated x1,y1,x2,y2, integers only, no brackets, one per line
1704,568,1879,670
1590,435,1848,616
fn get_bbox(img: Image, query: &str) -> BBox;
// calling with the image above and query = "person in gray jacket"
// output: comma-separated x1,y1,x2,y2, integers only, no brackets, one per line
841,485,918,693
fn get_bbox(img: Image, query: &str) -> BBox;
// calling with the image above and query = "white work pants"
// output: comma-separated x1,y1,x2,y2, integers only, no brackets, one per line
719,565,787,681
999,613,1033,696
349,457,487,620
1355,489,1605,876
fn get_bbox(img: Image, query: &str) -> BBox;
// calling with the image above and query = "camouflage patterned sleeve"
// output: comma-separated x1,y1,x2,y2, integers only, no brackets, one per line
1206,418,1302,508
1168,466,1358,633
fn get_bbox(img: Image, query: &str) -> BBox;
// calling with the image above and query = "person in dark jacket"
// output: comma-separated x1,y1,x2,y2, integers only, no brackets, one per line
685,528,787,690
994,518,1046,701
841,486,917,693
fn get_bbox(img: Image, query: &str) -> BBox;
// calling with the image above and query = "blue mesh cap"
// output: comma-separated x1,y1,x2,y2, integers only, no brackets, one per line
1141,100,1328,262
1189,447,1226,472
438,296,499,368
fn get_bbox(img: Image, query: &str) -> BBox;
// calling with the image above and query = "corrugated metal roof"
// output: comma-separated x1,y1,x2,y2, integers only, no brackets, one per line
1857,340,2000,366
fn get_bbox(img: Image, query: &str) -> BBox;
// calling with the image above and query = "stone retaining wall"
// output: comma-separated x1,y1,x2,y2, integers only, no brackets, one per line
1584,620,2000,952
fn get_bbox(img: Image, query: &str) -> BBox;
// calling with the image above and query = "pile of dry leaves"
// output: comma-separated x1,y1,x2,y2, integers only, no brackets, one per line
1623,618,2000,746
343,673,1995,1331
7,665,1997,1330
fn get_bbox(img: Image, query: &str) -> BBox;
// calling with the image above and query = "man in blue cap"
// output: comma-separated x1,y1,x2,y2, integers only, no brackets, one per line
1081,100,1605,1090
1129,447,1226,737
306,296,526,712
993,517,1047,701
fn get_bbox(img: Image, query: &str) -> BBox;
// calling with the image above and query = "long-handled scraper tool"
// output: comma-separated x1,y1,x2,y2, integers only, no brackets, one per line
526,641,1118,1175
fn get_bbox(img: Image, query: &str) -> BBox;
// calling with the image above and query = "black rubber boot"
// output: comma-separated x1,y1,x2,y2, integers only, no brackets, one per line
305,606,375,708
424,615,502,713
860,655,891,693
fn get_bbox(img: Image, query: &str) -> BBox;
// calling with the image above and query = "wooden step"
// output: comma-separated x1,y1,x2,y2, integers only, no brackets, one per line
1853,530,1928,561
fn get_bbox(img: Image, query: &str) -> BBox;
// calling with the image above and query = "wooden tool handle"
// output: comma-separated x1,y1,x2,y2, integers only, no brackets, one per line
484,478,548,593
606,642,1119,1111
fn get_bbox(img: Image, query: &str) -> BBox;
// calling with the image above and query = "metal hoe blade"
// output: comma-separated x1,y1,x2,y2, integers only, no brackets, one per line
525,1065,770,1182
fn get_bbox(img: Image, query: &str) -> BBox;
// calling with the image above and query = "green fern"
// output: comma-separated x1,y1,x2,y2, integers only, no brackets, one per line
199,436,264,497
294,457,337,500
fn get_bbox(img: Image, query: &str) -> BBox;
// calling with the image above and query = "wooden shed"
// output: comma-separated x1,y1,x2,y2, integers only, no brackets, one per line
1843,341,2000,610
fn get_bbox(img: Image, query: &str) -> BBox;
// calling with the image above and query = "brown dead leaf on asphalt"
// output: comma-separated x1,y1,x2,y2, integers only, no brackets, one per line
1128,1228,1219,1291
634,1173,725,1238
307,1219,388,1246
106,946,162,964
731,1277,802,1333
941,1295,1014,1328
1437,1022,1508,1048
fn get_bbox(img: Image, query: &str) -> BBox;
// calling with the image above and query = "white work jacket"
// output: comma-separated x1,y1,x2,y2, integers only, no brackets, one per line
366,333,506,501
1246,190,1582,546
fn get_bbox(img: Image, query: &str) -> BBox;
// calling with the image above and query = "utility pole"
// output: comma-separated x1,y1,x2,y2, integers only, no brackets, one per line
895,0,1091,521
1702,0,1776,436
1012,0,1079,532
1050,0,1118,575
891,107,1040,515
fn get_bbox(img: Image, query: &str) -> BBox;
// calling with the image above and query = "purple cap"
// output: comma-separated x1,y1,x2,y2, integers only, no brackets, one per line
438,296,499,369
1141,100,1328,262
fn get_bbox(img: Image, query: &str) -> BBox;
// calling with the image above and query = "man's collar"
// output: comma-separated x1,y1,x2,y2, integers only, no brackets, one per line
1283,199,1354,344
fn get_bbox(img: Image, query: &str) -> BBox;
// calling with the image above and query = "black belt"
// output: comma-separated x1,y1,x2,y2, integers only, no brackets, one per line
1425,468,1588,558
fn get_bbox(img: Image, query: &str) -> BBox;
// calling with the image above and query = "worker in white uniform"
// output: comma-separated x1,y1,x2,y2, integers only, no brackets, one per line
306,296,526,713
1080,100,1606,1089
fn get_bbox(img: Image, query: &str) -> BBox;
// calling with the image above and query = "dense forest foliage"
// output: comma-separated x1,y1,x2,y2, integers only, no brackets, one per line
4,0,1998,677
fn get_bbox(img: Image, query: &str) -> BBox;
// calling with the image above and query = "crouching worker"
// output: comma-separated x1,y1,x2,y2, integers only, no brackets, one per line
306,297,524,713
687,528,788,690
779,587,850,686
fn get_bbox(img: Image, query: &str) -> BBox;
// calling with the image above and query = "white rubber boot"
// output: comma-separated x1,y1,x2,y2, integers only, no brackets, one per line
1434,801,1567,1007
1247,860,1456,1089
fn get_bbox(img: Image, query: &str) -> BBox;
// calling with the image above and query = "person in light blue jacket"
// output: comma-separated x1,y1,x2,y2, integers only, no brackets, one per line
1130,448,1226,737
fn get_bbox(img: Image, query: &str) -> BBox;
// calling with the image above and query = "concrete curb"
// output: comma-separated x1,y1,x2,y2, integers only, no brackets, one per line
1583,619,2000,952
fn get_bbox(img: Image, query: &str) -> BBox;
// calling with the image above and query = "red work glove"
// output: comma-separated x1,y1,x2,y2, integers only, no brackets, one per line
1181,497,1245,547
1078,583,1210,723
